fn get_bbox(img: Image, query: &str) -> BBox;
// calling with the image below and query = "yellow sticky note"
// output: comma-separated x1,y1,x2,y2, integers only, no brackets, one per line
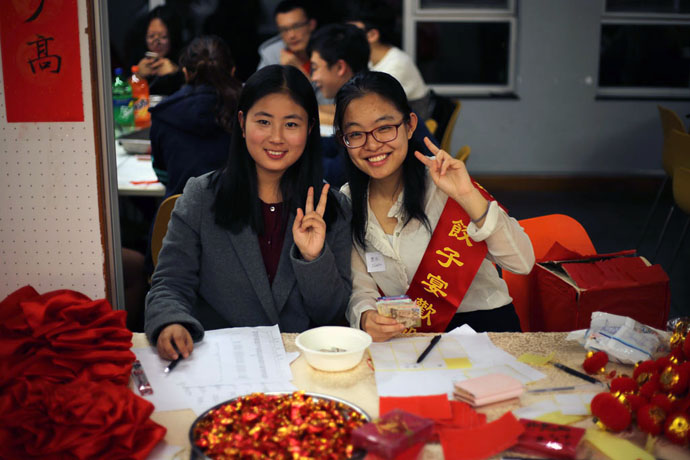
585,428,655,460
444,358,472,369
518,352,555,366
535,411,586,425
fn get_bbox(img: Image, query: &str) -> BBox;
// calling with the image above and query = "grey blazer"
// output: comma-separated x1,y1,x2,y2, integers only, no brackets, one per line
144,173,352,344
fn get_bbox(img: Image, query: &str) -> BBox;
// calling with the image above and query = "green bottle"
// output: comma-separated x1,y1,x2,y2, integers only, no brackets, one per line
112,67,134,136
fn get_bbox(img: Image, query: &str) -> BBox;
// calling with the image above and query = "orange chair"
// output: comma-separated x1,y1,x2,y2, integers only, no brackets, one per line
150,194,181,268
503,214,596,332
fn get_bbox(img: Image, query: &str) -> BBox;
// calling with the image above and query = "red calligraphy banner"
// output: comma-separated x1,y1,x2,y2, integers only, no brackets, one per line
0,0,84,122
405,181,498,333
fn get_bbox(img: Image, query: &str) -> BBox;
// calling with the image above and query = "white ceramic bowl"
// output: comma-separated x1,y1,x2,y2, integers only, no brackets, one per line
295,326,372,372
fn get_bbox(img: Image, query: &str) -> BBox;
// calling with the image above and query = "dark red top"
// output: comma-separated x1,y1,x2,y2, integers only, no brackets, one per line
258,202,286,285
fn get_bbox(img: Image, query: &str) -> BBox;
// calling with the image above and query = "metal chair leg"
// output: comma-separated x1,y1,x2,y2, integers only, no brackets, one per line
652,204,675,263
669,216,690,272
637,176,668,248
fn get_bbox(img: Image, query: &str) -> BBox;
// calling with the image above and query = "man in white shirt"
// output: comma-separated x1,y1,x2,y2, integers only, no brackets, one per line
346,3,432,119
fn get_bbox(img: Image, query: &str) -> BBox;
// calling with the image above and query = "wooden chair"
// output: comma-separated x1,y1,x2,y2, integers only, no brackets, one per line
502,214,596,332
652,129,690,261
455,145,471,163
150,194,181,267
427,91,461,153
666,166,690,272
638,106,689,247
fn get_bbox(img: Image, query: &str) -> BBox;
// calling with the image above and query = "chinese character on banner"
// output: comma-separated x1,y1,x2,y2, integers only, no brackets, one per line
416,298,436,326
421,274,448,298
0,0,84,122
449,219,473,247
436,247,464,268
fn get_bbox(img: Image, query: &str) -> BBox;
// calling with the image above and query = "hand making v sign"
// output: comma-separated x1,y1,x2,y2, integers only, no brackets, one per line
414,137,490,226
292,184,330,261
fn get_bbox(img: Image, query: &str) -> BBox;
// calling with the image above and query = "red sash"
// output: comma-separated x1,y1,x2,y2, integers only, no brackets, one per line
404,181,497,333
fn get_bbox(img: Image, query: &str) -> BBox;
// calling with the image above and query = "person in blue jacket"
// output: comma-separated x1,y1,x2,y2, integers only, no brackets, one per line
150,35,242,199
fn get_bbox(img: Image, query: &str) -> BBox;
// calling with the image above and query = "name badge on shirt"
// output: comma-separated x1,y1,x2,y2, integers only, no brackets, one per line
365,252,386,273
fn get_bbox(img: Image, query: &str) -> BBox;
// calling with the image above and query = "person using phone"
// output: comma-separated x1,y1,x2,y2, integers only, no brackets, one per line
135,5,185,95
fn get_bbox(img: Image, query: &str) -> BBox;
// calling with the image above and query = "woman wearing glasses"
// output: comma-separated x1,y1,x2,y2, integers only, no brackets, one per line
334,72,535,342
134,5,185,96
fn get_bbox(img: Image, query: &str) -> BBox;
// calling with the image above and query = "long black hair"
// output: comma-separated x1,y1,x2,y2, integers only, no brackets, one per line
212,65,338,234
178,36,241,132
334,71,430,249
146,5,183,61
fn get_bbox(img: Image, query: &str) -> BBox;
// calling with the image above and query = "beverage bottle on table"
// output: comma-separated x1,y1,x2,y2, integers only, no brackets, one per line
129,65,151,128
112,67,134,135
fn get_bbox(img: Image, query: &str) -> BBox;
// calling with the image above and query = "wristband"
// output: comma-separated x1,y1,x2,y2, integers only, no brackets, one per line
471,201,491,224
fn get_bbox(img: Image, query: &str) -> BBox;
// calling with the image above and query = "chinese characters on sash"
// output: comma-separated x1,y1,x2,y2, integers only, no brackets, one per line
404,182,496,333
0,0,84,122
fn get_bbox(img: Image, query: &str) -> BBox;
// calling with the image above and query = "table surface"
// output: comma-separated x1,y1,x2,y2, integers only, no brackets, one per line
133,332,690,460
116,141,165,197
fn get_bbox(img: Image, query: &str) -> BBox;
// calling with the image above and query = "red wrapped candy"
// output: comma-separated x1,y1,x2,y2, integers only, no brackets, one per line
582,351,608,375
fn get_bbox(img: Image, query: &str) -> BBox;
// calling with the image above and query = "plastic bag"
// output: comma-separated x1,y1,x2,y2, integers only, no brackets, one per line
566,312,670,364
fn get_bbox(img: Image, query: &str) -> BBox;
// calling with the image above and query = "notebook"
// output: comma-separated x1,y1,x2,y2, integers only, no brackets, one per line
453,373,524,407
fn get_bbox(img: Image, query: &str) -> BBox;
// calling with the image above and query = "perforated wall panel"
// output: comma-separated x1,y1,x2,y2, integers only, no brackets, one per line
0,1,106,300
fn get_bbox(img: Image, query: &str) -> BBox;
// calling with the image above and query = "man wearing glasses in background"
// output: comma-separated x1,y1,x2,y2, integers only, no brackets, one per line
257,0,317,77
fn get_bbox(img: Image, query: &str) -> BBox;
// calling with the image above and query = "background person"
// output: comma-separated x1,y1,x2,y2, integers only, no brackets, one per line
150,35,242,199
132,5,186,96
334,72,534,342
145,65,353,360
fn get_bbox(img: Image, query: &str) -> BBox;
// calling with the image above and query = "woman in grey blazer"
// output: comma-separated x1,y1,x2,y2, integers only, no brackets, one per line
145,65,352,360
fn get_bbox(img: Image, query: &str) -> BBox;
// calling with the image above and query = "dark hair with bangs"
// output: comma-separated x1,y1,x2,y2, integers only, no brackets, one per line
211,64,339,234
334,71,430,249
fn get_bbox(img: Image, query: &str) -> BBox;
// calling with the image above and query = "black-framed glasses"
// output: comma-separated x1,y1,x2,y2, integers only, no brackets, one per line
278,20,310,35
338,121,405,148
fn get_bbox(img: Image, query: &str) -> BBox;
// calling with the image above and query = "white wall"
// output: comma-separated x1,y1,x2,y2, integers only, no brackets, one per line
0,0,106,300
450,0,689,175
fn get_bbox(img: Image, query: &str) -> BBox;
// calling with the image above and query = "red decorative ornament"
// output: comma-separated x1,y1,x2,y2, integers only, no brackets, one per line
637,404,667,436
664,412,690,446
625,393,648,413
591,392,632,432
683,332,690,361
671,397,690,415
659,364,690,395
583,351,608,375
656,356,672,370
610,377,637,394
651,393,675,413
639,375,661,399
633,360,659,386
669,346,684,364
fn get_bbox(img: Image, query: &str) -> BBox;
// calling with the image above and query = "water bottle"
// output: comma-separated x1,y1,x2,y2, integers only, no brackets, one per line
112,67,133,135
129,65,151,128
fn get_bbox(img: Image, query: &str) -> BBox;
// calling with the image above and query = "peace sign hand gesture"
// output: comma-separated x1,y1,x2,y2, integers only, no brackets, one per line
414,137,475,203
292,184,330,261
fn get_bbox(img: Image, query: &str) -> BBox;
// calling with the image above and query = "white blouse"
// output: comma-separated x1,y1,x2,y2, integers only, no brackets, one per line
341,175,535,329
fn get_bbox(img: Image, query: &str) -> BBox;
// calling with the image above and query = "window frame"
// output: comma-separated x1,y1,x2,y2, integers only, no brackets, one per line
597,4,690,99
403,0,518,96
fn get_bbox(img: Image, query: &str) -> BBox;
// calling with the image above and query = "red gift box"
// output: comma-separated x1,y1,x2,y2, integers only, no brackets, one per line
352,409,434,459
531,248,669,332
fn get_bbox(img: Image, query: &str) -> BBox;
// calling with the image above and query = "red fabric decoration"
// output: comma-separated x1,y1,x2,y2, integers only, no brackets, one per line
0,379,165,460
364,442,425,460
639,375,661,399
590,392,632,432
379,394,452,421
671,397,690,414
624,393,648,413
582,351,608,374
637,404,667,436
664,412,690,445
683,332,690,361
0,286,165,460
0,286,135,388
610,377,637,394
438,412,524,460
656,356,672,370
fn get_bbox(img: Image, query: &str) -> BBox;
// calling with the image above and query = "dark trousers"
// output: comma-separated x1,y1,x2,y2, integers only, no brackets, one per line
444,303,522,333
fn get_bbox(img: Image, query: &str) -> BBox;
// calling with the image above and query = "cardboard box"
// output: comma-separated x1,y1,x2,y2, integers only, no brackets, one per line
531,250,670,332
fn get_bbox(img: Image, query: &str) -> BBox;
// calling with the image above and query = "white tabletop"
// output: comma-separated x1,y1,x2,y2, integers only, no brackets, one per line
116,142,165,197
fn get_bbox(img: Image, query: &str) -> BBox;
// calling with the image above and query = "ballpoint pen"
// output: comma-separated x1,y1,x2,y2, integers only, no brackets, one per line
552,362,603,385
164,355,182,374
416,335,442,363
